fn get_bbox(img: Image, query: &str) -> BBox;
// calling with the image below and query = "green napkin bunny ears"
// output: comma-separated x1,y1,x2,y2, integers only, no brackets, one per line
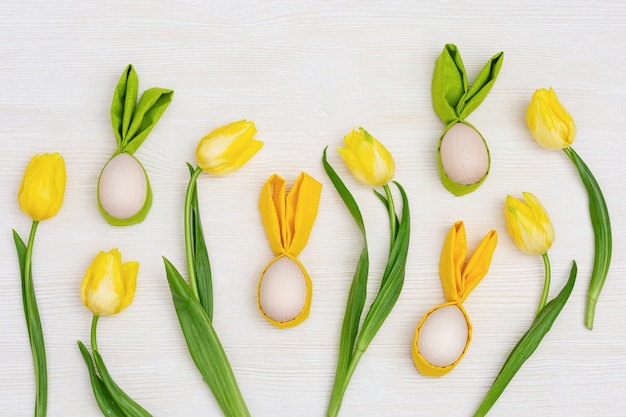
432,44,503,196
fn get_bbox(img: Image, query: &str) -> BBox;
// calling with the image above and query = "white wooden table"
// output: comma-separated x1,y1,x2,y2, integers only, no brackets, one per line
1,1,625,416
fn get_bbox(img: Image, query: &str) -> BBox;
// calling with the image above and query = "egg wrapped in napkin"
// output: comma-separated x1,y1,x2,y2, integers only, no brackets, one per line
413,221,497,376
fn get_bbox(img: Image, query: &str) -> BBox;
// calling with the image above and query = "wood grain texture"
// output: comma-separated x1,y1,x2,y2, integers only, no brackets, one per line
1,1,625,416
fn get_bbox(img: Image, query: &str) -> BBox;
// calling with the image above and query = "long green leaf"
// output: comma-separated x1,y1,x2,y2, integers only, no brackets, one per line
122,88,174,154
355,181,410,353
323,149,370,417
77,341,126,417
187,163,213,320
564,147,612,329
473,261,577,417
373,190,399,233
111,64,138,149
92,351,152,417
13,227,47,417
458,51,504,119
163,257,250,417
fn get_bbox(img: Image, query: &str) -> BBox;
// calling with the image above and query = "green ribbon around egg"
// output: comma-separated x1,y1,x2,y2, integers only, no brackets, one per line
97,64,173,226
432,44,503,196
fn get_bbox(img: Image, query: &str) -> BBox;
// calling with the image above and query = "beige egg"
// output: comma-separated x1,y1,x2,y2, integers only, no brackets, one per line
417,304,469,367
439,123,489,185
98,153,147,219
259,257,307,323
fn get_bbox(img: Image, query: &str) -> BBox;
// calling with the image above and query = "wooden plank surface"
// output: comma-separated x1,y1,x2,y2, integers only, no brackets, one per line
1,1,625,416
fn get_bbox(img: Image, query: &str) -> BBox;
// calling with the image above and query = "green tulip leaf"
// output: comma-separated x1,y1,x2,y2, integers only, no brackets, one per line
187,163,213,321
77,341,125,417
564,147,612,329
432,44,468,125
323,149,369,417
473,262,577,417
92,350,153,417
13,227,47,417
163,257,250,417
355,181,409,352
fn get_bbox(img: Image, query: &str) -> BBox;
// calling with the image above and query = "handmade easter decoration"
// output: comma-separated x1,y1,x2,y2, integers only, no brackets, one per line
97,64,173,226
432,44,503,196
413,221,497,377
258,173,322,328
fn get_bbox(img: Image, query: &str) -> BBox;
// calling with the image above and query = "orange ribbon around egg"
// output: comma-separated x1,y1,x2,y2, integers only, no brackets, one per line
413,220,497,376
258,172,322,328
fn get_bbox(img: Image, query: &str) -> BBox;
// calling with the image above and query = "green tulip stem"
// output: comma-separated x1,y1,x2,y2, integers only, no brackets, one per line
22,220,47,417
383,184,396,250
184,166,204,301
537,252,551,316
90,314,100,352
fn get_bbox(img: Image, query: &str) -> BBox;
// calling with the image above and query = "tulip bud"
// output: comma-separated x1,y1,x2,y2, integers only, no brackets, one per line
80,249,139,316
505,193,555,255
337,128,395,187
18,153,66,222
196,120,264,176
526,88,576,150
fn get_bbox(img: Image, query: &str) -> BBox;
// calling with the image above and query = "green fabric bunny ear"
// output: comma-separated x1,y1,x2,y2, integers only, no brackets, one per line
432,44,504,125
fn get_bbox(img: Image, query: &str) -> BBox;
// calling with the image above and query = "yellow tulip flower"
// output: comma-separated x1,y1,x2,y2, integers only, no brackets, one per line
195,119,264,176
18,153,66,221
337,128,395,187
81,249,139,316
526,88,576,150
505,192,554,255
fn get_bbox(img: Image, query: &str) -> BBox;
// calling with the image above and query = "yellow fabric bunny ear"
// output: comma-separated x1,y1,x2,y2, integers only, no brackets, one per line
413,220,497,376
257,172,322,328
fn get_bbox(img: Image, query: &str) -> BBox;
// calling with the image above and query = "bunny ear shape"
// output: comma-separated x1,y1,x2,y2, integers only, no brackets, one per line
439,221,468,303
258,172,322,257
459,229,498,302
432,44,469,126
284,172,323,257
458,52,504,120
259,174,289,256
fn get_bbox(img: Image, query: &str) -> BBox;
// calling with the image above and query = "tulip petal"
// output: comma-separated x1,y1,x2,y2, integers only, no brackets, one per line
18,153,66,221
505,193,554,255
526,88,576,150
119,261,139,312
81,249,138,316
195,120,263,175
337,128,395,187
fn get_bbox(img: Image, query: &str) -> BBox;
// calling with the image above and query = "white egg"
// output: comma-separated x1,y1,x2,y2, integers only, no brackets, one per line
259,257,307,323
417,304,469,367
98,153,148,219
439,122,489,185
